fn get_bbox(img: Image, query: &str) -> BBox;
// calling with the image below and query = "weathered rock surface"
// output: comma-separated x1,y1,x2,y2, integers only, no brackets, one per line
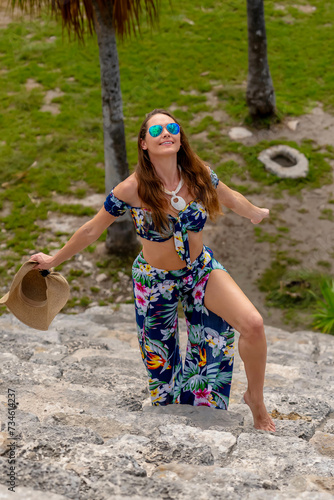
0,304,333,499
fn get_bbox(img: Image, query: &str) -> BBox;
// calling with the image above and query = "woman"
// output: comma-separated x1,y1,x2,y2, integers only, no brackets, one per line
31,108,276,432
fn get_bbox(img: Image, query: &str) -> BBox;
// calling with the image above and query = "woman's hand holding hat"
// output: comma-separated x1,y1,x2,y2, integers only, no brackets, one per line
0,259,70,330
30,252,55,271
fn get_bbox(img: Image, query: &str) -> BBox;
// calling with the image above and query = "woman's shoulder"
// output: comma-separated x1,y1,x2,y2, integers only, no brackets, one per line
202,164,219,188
203,163,212,173
113,174,140,206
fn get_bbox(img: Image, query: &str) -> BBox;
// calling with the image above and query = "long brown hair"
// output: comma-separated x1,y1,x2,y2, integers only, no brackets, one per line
136,109,223,233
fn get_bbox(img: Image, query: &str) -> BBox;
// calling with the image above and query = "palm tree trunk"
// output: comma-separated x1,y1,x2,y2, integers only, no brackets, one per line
246,0,276,118
92,0,139,254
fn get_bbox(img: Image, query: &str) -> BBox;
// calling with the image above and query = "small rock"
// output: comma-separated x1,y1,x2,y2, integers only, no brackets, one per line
183,17,195,25
96,273,108,283
310,431,334,458
287,120,299,131
228,127,253,140
82,260,94,269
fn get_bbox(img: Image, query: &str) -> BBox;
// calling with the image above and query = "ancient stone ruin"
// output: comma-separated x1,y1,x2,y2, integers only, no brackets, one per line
258,145,309,179
0,304,333,499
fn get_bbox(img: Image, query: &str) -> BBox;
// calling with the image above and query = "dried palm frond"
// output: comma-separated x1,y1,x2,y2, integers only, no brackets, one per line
7,0,161,41
113,0,160,38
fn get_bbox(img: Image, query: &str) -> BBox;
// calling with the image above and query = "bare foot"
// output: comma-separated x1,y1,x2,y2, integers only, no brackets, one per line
243,391,276,432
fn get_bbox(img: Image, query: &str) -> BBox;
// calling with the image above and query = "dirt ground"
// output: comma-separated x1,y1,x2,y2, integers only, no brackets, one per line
1,5,333,331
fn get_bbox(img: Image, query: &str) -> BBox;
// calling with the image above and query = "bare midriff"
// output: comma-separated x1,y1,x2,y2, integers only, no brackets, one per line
140,231,204,271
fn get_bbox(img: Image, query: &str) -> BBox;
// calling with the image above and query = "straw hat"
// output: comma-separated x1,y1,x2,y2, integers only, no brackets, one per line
0,260,70,331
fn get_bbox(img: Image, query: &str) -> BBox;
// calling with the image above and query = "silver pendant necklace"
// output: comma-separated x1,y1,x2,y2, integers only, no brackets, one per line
163,166,187,211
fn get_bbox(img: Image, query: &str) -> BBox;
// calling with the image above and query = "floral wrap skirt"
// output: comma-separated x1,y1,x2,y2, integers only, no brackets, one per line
132,245,235,409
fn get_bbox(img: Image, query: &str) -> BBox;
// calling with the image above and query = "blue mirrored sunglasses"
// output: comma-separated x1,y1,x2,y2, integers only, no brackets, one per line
148,122,180,138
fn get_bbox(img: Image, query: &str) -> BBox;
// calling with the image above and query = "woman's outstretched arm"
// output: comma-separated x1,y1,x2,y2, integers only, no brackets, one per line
30,207,117,270
216,181,269,224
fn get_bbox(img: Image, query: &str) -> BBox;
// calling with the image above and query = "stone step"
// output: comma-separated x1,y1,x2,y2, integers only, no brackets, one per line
0,306,333,499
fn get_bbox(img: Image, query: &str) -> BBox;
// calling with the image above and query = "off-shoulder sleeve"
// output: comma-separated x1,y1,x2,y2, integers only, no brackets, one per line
208,166,219,188
104,188,131,217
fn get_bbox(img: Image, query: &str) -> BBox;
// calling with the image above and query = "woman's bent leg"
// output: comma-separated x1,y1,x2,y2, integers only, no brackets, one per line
204,268,276,432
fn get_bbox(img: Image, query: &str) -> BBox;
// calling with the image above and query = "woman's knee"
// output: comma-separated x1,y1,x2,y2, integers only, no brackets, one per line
239,311,264,339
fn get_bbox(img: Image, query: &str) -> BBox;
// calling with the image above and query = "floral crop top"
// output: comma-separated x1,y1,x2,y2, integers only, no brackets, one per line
104,167,220,269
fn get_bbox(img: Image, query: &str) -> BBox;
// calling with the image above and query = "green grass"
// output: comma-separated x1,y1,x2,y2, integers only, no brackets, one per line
317,260,332,269
95,254,134,280
0,0,334,328
79,296,91,307
257,253,330,329
319,208,334,221
69,269,84,277
312,278,334,334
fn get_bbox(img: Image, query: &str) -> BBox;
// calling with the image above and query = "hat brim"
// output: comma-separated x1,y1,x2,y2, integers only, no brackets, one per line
0,291,10,304
0,261,69,331
2,286,50,330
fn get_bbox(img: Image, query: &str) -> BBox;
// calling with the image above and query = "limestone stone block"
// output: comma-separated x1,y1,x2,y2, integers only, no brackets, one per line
310,431,334,458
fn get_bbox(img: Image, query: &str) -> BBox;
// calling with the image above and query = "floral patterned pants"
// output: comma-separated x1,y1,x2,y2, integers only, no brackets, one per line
132,245,235,409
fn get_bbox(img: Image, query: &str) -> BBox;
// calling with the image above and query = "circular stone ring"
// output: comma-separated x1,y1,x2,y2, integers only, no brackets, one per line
258,145,309,179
